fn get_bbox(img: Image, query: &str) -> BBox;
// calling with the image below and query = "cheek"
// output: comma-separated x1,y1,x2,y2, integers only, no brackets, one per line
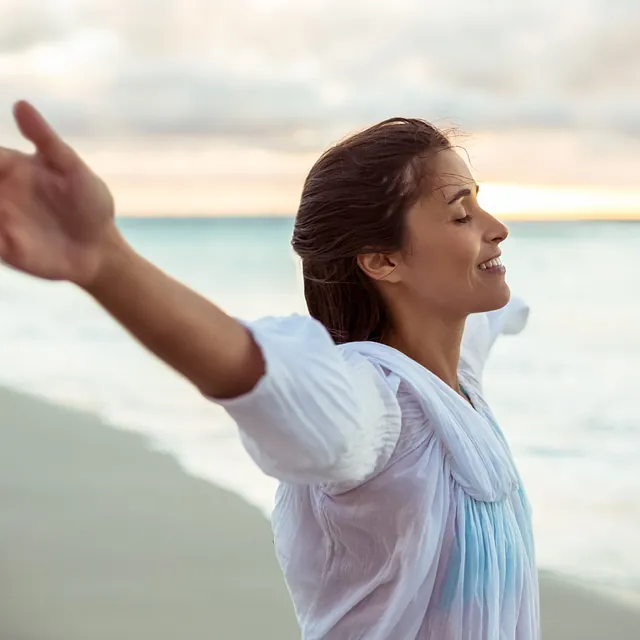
401,238,477,300
403,237,476,284
400,243,458,292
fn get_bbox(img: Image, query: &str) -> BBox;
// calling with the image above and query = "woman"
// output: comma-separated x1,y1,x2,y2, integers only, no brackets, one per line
0,102,538,639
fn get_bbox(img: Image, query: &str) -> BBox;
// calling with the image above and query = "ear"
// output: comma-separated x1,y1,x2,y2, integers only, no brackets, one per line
357,252,403,283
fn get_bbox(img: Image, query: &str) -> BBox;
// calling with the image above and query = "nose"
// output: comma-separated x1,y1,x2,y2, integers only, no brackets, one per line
488,214,509,244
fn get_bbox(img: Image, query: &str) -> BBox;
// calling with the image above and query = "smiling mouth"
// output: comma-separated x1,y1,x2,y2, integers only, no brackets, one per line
478,257,505,272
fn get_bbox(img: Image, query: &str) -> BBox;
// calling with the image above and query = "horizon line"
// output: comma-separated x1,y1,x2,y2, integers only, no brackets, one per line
115,211,640,222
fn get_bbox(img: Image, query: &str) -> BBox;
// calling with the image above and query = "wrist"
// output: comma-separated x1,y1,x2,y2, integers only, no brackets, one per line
79,223,136,296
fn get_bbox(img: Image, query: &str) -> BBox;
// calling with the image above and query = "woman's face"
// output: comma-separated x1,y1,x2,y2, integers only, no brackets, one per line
370,148,511,318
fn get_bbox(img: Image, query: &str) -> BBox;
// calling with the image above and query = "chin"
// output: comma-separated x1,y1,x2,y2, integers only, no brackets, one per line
471,281,511,313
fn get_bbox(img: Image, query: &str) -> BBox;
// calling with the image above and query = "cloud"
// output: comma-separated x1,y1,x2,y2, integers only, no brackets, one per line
0,0,74,52
0,0,638,145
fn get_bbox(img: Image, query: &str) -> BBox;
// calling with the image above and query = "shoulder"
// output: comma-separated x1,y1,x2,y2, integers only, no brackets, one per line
247,313,333,348
246,315,403,428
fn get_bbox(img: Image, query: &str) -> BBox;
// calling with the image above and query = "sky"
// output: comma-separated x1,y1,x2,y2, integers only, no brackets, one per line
0,0,639,215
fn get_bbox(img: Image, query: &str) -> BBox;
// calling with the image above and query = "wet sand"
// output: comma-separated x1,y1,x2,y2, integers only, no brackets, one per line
0,387,298,640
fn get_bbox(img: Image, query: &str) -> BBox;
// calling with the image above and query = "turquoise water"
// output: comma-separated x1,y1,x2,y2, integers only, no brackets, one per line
0,218,639,595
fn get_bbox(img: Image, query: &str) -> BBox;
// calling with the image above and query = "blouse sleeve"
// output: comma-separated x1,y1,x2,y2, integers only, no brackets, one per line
211,314,402,485
459,296,530,387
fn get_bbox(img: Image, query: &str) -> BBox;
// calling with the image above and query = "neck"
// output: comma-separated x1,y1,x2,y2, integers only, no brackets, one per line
383,300,467,392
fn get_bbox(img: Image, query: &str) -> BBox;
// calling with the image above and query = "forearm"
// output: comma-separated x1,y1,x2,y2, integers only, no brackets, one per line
82,226,265,399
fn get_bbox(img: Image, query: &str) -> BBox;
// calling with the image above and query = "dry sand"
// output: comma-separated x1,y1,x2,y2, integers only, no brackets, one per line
1,386,639,639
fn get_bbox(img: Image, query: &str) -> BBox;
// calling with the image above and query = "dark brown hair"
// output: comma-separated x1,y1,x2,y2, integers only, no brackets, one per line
291,117,451,344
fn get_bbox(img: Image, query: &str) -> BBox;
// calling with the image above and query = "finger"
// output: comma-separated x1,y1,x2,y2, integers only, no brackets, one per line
12,101,76,172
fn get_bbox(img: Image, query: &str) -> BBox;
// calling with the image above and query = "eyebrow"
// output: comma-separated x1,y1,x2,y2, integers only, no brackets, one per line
447,184,480,205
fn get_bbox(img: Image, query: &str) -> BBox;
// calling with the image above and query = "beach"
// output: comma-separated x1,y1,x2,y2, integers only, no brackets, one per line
1,386,639,639
0,386,298,640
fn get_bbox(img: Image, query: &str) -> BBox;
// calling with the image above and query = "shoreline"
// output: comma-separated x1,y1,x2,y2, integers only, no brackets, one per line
1,384,639,639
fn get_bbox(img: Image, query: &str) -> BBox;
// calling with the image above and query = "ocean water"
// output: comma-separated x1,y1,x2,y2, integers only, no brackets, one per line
0,217,639,596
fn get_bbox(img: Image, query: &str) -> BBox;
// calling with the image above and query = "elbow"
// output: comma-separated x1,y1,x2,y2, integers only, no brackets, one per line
196,330,267,399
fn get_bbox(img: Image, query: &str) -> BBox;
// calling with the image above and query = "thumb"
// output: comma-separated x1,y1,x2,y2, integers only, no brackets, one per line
12,101,76,172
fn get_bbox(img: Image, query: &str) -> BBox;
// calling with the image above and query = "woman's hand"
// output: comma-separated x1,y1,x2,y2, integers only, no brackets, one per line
0,101,117,287
0,101,265,399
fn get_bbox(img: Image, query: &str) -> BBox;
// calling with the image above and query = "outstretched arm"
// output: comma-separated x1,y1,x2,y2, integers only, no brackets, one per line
0,101,264,400
0,102,401,484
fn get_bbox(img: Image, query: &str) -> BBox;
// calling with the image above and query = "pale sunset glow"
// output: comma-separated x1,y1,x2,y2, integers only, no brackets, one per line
108,175,640,221
479,184,640,221
78,144,640,220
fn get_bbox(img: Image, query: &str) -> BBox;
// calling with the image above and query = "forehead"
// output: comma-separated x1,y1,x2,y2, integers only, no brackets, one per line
429,148,475,196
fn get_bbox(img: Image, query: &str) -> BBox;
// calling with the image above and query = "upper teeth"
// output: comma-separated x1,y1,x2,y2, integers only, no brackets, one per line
479,257,502,270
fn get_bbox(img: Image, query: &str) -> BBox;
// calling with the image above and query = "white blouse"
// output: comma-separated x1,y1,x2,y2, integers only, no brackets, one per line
216,298,537,640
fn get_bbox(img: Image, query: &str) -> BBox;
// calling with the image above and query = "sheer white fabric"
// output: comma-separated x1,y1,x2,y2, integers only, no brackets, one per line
216,298,538,640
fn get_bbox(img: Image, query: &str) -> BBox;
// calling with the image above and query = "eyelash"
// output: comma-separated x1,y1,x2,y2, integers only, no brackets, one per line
455,214,472,224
